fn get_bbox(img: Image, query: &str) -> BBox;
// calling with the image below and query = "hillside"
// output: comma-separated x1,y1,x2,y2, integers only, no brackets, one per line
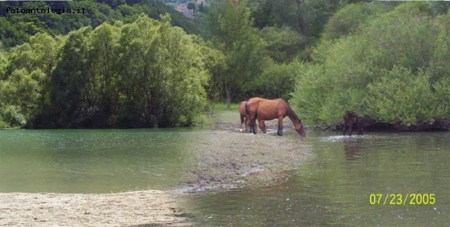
0,0,199,48
175,0,206,18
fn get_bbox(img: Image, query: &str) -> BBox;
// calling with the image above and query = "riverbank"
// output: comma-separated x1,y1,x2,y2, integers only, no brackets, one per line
0,191,189,227
183,107,313,191
330,116,450,132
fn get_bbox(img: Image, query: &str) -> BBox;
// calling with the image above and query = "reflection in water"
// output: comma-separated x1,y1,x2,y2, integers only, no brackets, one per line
343,138,362,161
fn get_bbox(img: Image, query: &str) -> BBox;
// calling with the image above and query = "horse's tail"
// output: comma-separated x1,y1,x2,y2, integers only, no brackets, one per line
245,101,250,116
245,100,257,120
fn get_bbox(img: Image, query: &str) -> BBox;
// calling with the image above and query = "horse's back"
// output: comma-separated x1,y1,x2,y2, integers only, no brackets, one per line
344,111,359,122
245,97,263,114
253,98,288,120
246,97,264,106
247,97,285,106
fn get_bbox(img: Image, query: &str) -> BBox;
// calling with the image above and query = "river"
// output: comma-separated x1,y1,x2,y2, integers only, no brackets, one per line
0,129,449,226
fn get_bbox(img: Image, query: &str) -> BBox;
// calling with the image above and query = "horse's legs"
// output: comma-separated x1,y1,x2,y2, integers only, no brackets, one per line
244,117,249,133
259,120,266,133
252,120,257,134
247,115,253,134
240,115,244,130
348,122,353,137
277,117,283,136
357,121,363,135
249,117,257,134
343,120,347,136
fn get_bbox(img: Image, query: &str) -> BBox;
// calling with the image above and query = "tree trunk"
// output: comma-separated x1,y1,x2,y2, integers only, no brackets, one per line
296,0,306,36
225,88,231,110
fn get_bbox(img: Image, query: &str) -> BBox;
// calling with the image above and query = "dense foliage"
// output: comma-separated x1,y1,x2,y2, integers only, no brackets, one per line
0,15,220,128
0,0,198,48
291,2,450,128
2,0,450,129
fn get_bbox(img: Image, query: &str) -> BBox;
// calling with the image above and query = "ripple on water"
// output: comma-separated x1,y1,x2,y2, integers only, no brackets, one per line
319,135,366,142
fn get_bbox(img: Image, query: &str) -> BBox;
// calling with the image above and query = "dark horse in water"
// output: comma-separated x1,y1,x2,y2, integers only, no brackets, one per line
245,97,306,137
239,101,250,132
343,111,363,136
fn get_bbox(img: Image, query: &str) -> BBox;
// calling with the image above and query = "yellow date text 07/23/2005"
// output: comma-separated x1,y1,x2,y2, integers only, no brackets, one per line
369,194,436,205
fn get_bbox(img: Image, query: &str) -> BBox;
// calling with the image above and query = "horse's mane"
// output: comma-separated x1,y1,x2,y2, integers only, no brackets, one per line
287,105,301,122
345,111,359,118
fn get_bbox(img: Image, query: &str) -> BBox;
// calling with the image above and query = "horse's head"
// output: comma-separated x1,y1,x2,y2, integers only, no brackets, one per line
295,121,306,137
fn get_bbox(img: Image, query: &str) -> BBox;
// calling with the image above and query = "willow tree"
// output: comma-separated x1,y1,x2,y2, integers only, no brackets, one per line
0,33,59,127
194,36,227,107
87,23,121,127
113,14,210,127
46,27,93,127
291,2,450,126
207,0,263,109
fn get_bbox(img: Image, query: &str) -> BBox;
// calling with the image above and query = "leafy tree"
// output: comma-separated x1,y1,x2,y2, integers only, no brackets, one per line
192,36,227,106
249,0,342,38
206,0,264,108
111,14,209,127
322,2,387,40
259,26,305,63
113,14,161,127
0,33,60,127
26,14,210,128
199,2,205,12
248,0,302,30
0,42,7,80
364,67,434,125
428,2,450,16
291,2,450,127
0,0,199,49
187,2,196,12
45,27,93,127
85,23,121,127
0,17,32,48
427,13,450,83
250,58,299,100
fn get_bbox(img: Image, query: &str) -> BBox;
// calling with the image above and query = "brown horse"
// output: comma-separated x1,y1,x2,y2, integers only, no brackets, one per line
239,101,250,132
245,97,306,137
343,111,363,136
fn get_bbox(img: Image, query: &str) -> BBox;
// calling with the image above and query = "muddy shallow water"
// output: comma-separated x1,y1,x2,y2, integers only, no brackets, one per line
0,111,313,226
182,129,312,192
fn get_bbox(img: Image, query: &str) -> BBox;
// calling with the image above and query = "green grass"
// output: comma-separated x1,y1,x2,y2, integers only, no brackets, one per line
192,114,215,128
210,102,240,111
209,102,240,125
193,102,241,128
0,120,12,129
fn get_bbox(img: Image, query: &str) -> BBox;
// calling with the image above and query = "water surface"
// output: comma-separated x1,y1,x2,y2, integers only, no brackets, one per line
187,131,450,226
0,129,193,193
1,129,449,226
